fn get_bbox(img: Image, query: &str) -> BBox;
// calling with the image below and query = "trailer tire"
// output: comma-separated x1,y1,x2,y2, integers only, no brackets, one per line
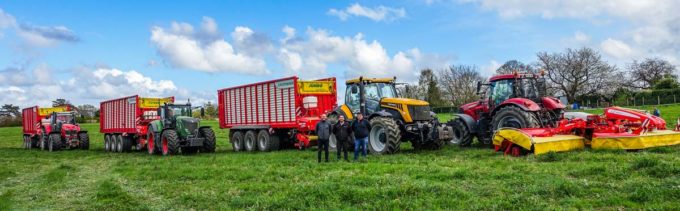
231,131,244,152
147,131,159,155
121,135,132,152
48,133,61,152
104,134,110,152
244,130,257,152
161,130,179,156
40,135,47,151
30,136,39,149
257,130,277,152
368,117,402,154
23,136,28,149
449,119,473,147
79,133,90,150
270,134,280,151
114,135,122,153
199,128,216,153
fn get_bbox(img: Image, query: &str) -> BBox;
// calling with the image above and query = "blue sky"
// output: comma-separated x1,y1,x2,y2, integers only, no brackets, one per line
1,0,678,107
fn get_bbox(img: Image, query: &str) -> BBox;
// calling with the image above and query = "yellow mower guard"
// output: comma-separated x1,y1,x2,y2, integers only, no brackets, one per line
592,130,680,150
493,128,586,155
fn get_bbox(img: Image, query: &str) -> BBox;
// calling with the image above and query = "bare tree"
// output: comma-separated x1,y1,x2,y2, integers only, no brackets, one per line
52,98,71,107
439,65,486,107
496,60,535,74
537,47,619,103
627,58,677,89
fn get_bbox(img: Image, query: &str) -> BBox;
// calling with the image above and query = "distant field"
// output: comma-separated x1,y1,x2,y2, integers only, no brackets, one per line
1,107,680,209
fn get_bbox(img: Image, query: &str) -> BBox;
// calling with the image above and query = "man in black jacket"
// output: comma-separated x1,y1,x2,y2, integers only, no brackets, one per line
351,113,371,161
315,114,332,163
332,115,351,161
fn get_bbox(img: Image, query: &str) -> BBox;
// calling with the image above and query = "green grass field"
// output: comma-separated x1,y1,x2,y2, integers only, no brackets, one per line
2,106,680,210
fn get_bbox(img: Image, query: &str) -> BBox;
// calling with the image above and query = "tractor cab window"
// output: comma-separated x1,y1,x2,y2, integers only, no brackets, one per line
167,106,191,118
378,83,397,98
345,84,361,113
518,78,540,100
364,83,381,114
491,80,513,106
55,113,75,124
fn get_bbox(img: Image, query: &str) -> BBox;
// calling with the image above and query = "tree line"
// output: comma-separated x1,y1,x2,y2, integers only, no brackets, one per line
401,47,678,108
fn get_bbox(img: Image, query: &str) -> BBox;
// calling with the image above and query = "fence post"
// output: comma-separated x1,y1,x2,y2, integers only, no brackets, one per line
675,95,676,104
642,97,645,106
658,95,660,105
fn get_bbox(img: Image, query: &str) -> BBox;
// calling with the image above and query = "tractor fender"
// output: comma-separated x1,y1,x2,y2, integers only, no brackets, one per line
368,110,393,120
496,98,541,113
199,126,211,130
331,105,354,120
452,113,477,134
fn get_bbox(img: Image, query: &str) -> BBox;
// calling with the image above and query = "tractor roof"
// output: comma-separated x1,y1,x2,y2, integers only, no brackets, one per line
489,73,541,82
346,77,395,84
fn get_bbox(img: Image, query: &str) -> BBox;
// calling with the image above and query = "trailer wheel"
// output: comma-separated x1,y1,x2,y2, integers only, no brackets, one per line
257,130,278,152
161,130,180,156
244,130,257,152
199,128,216,153
231,131,244,152
147,131,159,155
368,117,402,154
23,135,28,149
104,134,110,152
121,135,132,152
78,133,90,150
113,135,122,153
48,133,61,152
30,136,39,149
449,119,473,147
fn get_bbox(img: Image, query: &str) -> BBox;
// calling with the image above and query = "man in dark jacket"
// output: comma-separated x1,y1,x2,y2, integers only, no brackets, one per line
351,113,371,161
332,115,352,161
315,114,332,163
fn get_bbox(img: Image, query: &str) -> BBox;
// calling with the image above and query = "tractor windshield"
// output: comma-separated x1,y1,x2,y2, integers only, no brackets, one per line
517,78,545,100
167,105,192,117
55,113,75,124
365,83,397,99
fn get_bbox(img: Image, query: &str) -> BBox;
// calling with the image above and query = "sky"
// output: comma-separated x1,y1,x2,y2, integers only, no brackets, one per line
1,0,679,107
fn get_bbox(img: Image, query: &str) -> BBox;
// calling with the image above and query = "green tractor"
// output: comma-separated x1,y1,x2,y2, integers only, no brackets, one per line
147,103,216,155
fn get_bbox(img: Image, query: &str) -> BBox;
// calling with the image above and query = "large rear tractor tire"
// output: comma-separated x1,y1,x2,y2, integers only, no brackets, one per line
491,106,540,134
48,133,62,152
161,130,180,156
244,130,257,152
231,131,244,152
200,128,216,153
449,119,473,147
368,117,402,154
256,130,277,152
78,133,90,150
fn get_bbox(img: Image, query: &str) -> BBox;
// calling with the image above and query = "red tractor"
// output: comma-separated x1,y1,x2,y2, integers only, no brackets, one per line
449,72,566,146
23,106,89,151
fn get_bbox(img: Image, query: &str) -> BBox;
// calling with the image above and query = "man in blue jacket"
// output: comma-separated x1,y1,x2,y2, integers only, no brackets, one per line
351,113,371,161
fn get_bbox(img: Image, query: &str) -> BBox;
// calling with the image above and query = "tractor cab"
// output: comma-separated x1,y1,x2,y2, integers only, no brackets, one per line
48,111,79,134
345,77,399,116
158,103,199,138
483,73,547,108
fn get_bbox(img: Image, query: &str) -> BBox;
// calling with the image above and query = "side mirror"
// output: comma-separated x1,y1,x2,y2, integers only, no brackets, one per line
351,86,359,94
476,81,482,94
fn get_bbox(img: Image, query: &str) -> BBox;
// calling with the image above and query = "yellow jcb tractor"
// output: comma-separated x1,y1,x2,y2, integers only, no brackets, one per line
328,76,453,154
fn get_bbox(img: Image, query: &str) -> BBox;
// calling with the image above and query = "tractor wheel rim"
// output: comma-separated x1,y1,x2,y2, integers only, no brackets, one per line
498,116,522,129
369,125,386,152
162,137,168,154
329,135,337,149
148,135,154,154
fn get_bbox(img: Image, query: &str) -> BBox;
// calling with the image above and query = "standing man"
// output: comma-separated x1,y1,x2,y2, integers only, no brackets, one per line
653,107,661,117
351,113,371,161
315,114,332,163
332,115,351,161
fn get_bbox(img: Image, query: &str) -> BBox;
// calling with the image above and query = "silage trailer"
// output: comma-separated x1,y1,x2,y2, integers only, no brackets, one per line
22,105,90,151
218,76,337,152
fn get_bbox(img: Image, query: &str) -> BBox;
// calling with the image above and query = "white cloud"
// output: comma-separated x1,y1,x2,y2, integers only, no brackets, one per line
278,26,450,80
481,60,500,77
600,38,634,60
328,3,406,22
150,18,269,74
0,8,79,48
462,0,680,64
573,31,590,43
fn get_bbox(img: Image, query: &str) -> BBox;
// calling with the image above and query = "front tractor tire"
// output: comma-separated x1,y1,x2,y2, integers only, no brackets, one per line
368,117,402,154
78,133,90,150
48,133,62,152
491,106,540,134
161,130,180,156
200,127,217,153
449,119,473,147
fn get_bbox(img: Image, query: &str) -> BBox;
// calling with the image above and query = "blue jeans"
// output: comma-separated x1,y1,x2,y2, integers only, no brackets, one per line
354,137,368,160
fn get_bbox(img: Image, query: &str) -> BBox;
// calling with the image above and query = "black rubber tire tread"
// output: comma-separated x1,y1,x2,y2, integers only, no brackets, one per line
199,128,216,153
162,130,180,156
491,106,540,132
122,135,132,152
231,131,244,152
40,135,47,151
115,135,123,153
269,134,280,151
450,119,473,147
244,130,257,152
30,136,39,149
104,134,110,152
368,117,402,154
257,130,275,152
78,133,90,150
48,133,61,152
